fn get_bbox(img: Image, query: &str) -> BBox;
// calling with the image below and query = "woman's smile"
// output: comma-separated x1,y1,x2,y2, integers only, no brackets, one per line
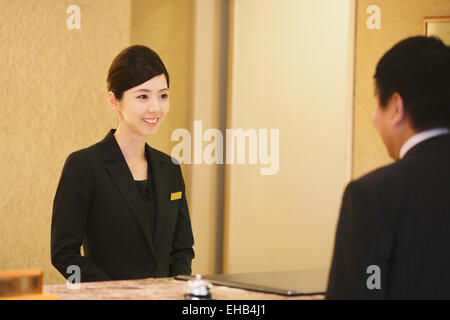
142,117,159,126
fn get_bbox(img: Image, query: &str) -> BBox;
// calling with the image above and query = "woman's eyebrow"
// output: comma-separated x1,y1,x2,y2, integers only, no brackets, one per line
134,88,168,93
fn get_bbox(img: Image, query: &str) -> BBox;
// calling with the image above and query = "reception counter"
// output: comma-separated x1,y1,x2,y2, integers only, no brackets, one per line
43,277,324,300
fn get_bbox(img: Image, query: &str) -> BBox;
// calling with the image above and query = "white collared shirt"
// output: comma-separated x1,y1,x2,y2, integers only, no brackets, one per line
399,127,449,159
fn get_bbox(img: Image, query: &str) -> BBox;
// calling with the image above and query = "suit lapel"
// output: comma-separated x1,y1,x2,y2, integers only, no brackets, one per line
101,129,156,258
146,144,171,248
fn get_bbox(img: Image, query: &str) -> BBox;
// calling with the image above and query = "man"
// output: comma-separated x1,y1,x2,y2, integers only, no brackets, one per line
326,36,450,299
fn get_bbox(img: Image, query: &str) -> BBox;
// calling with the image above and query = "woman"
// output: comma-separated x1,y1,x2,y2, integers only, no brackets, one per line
51,45,195,282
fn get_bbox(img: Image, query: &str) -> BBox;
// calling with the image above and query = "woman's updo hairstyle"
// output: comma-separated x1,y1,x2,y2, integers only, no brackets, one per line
107,45,170,101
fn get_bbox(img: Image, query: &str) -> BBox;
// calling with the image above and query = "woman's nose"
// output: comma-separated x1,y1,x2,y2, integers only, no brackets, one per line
147,96,161,112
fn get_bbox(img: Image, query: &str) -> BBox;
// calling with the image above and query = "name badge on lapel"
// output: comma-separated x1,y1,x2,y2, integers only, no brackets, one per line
170,191,182,201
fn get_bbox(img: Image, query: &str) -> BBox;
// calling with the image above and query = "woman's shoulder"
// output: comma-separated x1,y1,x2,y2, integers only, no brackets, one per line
63,139,103,168
147,145,181,167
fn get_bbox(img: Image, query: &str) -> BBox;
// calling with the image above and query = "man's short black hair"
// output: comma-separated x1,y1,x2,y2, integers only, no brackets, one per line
374,36,450,131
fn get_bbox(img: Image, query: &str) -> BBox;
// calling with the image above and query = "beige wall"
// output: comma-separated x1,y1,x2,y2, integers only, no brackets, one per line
189,0,229,275
0,0,130,284
353,0,450,179
223,0,355,273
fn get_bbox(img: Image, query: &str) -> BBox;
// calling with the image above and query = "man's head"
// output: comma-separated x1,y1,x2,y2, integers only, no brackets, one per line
372,36,450,159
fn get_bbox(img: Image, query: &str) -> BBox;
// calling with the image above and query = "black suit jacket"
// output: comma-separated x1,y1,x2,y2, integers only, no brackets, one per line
326,133,450,299
51,129,195,282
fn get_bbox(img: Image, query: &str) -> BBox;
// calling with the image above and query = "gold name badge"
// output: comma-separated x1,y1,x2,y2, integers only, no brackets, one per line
170,191,182,201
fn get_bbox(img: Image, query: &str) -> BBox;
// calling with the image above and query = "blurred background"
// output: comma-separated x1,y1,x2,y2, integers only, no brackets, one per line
1,0,449,285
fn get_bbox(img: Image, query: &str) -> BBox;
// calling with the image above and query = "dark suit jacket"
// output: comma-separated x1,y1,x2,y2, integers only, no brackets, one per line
326,133,450,299
51,129,195,282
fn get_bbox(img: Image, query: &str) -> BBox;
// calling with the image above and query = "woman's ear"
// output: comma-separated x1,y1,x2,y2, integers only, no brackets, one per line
107,91,121,113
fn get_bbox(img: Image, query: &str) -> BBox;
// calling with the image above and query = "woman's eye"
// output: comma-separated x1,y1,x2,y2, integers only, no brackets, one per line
137,95,147,100
160,93,168,100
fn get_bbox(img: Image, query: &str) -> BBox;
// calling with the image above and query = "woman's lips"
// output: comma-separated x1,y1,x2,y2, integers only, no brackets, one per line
142,118,159,126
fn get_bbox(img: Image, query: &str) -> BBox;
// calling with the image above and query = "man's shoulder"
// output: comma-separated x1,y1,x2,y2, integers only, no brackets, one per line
352,161,404,191
354,147,447,191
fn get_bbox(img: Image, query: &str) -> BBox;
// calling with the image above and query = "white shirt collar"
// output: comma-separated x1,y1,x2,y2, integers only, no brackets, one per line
399,127,449,159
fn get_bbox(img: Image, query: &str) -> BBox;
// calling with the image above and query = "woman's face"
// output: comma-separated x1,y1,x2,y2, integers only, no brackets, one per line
114,73,169,137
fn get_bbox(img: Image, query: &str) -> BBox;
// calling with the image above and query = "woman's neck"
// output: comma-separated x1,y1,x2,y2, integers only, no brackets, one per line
113,125,146,163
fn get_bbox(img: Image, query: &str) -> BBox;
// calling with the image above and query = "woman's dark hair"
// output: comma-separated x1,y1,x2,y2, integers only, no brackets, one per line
107,45,169,101
374,36,450,131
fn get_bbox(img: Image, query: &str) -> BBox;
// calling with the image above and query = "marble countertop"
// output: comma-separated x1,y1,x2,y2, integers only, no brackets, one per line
44,277,324,300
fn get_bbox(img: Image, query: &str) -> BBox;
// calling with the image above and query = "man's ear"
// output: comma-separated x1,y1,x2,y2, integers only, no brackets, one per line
107,91,121,112
389,92,407,126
